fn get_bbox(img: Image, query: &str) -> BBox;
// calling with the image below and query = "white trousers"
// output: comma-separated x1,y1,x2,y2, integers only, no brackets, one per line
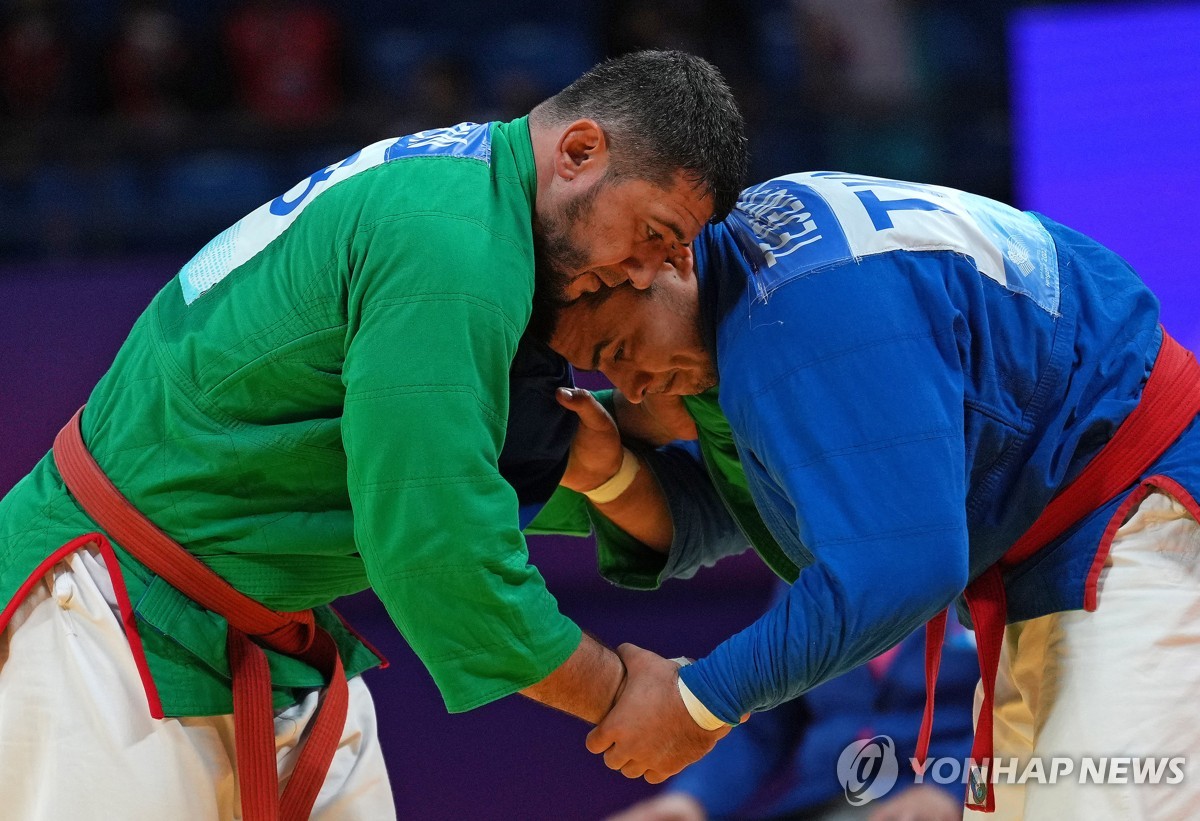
0,546,396,820
970,490,1200,821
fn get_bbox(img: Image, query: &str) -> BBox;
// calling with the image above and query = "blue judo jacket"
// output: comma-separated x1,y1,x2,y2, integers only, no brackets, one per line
644,172,1200,725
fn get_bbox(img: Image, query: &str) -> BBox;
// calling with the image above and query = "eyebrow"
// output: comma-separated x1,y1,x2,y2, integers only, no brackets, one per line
661,219,687,243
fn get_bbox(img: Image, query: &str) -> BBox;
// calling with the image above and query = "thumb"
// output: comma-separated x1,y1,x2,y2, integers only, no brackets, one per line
615,642,650,668
586,721,614,755
556,387,616,432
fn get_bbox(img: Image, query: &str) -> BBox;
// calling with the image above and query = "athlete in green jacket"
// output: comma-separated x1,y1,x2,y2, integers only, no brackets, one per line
0,50,747,818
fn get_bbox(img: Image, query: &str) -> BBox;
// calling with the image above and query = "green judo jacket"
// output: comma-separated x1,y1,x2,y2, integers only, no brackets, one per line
0,118,582,716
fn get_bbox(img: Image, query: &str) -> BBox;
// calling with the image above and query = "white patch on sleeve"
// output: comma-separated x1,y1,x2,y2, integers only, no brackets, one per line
177,138,395,305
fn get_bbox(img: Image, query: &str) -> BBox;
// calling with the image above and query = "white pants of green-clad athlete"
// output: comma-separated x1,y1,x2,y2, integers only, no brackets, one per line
0,546,396,820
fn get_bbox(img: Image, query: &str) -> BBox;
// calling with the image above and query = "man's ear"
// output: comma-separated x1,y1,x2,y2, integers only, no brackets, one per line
554,119,608,181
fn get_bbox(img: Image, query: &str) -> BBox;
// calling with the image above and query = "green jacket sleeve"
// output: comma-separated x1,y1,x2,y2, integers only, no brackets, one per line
342,212,580,713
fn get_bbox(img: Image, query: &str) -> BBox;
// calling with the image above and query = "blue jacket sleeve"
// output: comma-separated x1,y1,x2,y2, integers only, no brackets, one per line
671,623,980,814
682,254,972,722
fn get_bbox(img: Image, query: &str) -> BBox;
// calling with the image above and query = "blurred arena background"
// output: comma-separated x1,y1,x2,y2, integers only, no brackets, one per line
1,1,1197,818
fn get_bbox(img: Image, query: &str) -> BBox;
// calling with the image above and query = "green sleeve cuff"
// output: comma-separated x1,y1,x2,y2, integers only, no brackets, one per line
591,388,616,417
524,484,593,537
525,485,668,590
591,511,669,590
441,617,584,713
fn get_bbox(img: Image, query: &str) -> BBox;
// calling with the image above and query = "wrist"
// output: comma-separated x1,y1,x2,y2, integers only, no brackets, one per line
582,447,640,504
672,658,732,731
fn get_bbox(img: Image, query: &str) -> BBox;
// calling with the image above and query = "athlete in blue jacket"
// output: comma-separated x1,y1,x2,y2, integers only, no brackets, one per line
546,173,1200,819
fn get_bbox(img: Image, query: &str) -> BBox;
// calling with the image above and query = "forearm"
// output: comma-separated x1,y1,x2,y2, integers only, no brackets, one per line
592,442,752,590
584,451,673,553
555,388,744,585
520,632,626,724
553,388,675,551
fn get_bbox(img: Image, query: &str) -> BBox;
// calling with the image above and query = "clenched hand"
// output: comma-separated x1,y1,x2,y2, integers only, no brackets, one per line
586,643,731,783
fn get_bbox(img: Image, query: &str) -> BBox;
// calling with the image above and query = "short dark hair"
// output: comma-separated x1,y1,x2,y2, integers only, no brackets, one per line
532,50,748,221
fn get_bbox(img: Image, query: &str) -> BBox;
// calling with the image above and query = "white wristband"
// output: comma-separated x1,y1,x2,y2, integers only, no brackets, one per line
582,447,640,504
672,658,730,731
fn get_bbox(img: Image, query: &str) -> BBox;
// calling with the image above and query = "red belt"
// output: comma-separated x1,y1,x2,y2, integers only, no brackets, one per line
54,407,348,821
915,330,1200,813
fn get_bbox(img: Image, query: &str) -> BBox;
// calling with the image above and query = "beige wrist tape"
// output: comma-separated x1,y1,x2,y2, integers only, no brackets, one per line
582,447,640,504
672,657,730,731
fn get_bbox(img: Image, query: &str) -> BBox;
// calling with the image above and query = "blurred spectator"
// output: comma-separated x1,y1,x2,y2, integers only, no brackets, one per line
410,53,476,127
357,27,477,133
0,1,1019,259
477,23,597,118
796,0,920,114
0,0,75,121
602,0,708,54
791,0,935,181
600,0,759,113
105,3,192,128
223,0,344,130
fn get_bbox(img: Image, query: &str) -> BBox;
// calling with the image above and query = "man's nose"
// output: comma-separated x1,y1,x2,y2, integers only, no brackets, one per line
617,369,653,404
619,249,671,289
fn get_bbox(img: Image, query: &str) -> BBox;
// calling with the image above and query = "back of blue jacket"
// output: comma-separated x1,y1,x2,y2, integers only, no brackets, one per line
681,172,1200,722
